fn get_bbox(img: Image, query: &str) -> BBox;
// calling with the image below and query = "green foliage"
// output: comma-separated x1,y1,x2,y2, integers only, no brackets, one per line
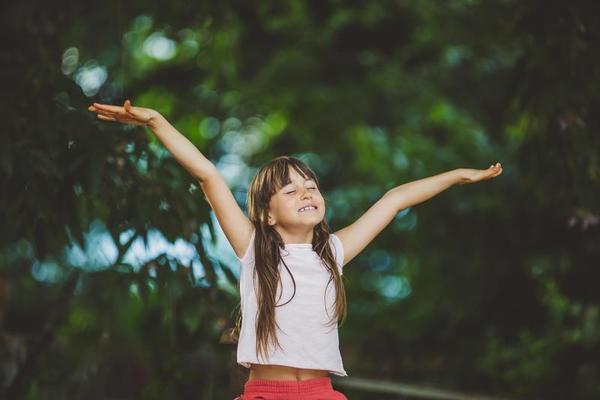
2,0,599,399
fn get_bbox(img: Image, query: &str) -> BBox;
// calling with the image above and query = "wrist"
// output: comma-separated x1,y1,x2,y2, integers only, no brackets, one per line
454,168,468,185
147,111,167,131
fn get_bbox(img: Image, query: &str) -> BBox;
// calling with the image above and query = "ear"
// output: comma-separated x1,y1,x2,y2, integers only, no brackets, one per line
260,212,275,225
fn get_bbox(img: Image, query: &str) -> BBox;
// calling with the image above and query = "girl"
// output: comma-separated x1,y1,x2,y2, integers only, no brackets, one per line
88,100,503,399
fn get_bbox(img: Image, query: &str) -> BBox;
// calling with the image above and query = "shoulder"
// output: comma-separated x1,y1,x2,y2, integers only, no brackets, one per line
328,233,345,271
235,229,256,264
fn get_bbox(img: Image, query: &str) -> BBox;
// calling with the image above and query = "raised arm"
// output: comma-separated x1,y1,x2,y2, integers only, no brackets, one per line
334,164,502,267
88,100,253,258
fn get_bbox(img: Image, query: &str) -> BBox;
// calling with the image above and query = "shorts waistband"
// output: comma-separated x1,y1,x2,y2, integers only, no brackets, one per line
244,376,333,393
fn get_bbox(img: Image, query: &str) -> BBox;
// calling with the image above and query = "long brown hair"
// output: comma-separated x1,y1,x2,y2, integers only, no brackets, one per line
232,155,347,362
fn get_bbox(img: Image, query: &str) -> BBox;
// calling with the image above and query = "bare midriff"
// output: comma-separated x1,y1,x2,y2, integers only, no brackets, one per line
248,363,329,381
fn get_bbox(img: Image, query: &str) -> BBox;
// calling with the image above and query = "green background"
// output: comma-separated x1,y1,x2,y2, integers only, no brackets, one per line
2,1,599,399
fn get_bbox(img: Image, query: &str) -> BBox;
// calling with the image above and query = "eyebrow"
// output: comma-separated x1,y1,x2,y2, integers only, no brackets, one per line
282,179,316,188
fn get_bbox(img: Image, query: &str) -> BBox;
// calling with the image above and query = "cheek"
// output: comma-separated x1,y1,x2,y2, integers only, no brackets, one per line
318,195,326,207
270,199,287,217
317,200,326,214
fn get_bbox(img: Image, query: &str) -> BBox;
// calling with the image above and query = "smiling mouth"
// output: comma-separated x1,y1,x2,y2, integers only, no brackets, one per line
298,206,318,212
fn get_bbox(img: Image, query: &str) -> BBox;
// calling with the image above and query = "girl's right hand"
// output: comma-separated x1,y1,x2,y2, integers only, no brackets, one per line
88,99,160,127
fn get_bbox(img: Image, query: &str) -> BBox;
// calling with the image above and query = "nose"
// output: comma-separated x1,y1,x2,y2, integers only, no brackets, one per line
301,188,312,200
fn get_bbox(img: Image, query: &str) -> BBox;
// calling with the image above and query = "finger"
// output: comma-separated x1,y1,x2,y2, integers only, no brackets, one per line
92,103,145,123
123,100,142,117
93,109,130,120
97,114,144,125
92,109,121,119
92,102,125,113
97,114,117,121
125,105,137,115
97,106,132,119
124,104,148,121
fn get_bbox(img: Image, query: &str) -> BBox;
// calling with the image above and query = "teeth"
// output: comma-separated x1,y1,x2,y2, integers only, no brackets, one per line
299,206,316,212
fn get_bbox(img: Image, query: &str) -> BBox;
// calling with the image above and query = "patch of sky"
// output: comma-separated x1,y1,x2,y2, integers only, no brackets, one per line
375,275,412,302
118,227,198,273
187,220,239,295
215,113,284,160
218,130,239,156
219,121,265,159
64,220,118,271
61,220,195,276
206,212,244,285
31,259,64,284
232,186,250,207
73,60,107,97
240,125,268,157
143,32,177,61
215,153,249,188
32,218,238,290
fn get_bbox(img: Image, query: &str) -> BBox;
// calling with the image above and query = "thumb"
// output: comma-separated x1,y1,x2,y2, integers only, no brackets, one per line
124,99,152,123
124,100,144,120
124,99,136,114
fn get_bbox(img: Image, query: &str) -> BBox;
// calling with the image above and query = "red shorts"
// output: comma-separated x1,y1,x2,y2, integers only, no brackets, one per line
234,376,348,400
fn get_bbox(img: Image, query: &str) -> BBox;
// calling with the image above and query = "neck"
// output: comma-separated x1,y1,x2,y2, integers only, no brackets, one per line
274,226,314,244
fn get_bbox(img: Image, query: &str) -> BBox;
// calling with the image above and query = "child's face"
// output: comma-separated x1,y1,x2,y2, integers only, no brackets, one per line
267,169,325,230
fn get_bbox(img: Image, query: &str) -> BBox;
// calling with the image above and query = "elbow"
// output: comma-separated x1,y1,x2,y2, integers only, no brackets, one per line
196,164,219,183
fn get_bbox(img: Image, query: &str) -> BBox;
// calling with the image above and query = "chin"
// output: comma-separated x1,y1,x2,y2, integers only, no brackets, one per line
313,216,325,225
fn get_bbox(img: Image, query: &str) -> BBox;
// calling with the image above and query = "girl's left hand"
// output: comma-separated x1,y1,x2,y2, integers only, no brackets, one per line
458,162,503,184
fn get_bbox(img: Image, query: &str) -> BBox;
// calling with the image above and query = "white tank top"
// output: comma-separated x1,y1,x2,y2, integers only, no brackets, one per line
235,229,347,376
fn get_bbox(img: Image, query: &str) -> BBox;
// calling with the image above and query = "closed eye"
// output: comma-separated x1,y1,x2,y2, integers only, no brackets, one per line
285,186,318,194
